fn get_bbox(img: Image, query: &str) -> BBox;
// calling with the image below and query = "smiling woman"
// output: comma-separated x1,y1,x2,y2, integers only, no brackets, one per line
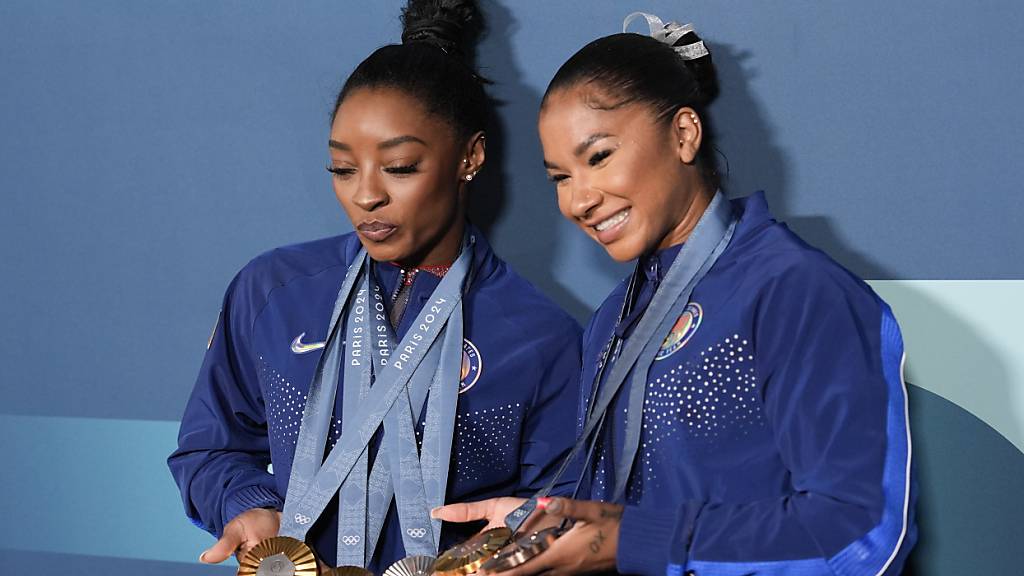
166,1,582,574
436,11,917,576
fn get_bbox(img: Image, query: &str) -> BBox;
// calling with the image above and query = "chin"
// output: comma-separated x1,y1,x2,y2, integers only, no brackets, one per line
358,240,405,264
601,239,646,263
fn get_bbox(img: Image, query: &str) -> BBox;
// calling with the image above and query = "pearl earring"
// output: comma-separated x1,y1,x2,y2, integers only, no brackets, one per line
465,173,475,181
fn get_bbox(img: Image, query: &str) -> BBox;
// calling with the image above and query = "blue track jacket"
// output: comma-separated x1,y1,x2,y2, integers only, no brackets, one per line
168,226,582,571
581,193,916,576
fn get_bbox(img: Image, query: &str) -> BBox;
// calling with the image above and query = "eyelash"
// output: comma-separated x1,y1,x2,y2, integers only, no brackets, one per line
547,148,614,185
325,163,421,178
385,163,420,175
588,149,613,166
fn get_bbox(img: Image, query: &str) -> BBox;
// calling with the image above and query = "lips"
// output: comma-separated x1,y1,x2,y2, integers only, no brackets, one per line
357,220,398,242
590,209,630,244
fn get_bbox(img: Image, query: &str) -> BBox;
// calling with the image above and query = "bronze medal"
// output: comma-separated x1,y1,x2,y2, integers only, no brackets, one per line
433,527,512,576
479,526,562,573
382,555,437,576
236,536,318,576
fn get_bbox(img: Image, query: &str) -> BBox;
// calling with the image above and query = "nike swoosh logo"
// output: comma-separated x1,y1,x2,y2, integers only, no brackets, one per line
290,332,326,354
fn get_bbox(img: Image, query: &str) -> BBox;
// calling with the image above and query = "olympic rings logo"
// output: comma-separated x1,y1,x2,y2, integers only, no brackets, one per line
341,535,362,546
294,514,313,525
406,528,427,539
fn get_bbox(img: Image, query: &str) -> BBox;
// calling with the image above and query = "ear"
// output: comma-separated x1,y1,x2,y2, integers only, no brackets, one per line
672,107,703,165
459,131,487,183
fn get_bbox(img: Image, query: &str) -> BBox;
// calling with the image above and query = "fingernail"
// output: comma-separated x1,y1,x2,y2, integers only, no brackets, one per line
199,551,209,563
536,497,551,511
430,506,444,518
545,498,562,513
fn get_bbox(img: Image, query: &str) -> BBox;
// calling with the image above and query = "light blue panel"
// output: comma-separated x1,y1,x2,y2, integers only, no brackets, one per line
0,416,227,566
869,280,1024,453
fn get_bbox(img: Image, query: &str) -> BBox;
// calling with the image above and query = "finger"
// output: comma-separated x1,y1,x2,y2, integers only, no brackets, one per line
431,499,494,523
200,529,243,564
541,498,620,523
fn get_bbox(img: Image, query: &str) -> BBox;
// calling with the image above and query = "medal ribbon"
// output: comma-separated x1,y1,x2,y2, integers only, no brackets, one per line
280,236,473,556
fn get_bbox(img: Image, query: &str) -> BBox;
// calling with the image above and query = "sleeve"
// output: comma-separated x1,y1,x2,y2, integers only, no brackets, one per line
167,268,284,537
515,316,585,498
616,263,916,576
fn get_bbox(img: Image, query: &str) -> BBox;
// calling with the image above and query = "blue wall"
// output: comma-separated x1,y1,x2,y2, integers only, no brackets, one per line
1,1,1021,573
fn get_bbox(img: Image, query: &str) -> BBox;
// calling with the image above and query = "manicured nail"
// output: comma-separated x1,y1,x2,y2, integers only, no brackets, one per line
536,497,552,511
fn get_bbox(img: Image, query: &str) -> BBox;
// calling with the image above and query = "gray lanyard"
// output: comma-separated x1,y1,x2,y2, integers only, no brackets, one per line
337,264,462,562
505,192,736,529
280,237,472,554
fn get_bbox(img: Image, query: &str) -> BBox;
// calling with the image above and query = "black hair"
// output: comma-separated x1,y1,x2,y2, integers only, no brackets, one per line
332,0,489,141
543,28,722,189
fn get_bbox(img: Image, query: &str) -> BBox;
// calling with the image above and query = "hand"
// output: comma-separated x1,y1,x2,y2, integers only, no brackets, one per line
432,497,559,534
479,497,623,576
199,508,282,564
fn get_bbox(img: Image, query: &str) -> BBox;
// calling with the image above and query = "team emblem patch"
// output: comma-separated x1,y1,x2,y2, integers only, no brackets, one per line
655,303,703,360
460,339,483,393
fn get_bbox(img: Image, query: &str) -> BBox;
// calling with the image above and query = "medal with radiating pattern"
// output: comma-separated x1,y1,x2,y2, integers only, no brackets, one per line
433,527,511,576
383,555,436,576
236,536,318,576
480,526,563,573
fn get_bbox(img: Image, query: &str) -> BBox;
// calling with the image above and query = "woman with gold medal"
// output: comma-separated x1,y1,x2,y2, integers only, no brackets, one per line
436,10,918,576
168,1,581,574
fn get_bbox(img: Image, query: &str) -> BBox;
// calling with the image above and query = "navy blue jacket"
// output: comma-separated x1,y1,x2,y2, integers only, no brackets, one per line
581,194,916,575
168,227,582,571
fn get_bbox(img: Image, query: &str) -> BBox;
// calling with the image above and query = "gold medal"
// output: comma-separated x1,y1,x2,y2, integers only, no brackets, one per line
433,527,512,576
382,555,437,576
325,567,374,576
236,536,318,576
480,527,562,573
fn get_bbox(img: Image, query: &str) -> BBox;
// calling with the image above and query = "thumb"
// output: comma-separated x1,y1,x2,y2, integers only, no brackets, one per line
431,499,494,523
200,527,244,564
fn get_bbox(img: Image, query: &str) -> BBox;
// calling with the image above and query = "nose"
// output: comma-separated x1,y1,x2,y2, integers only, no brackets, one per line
569,180,601,221
351,170,389,212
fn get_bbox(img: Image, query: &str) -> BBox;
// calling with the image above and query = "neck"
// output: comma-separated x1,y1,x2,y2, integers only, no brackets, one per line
657,185,714,251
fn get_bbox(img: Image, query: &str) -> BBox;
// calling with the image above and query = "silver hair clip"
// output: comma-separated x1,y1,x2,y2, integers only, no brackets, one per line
622,12,709,61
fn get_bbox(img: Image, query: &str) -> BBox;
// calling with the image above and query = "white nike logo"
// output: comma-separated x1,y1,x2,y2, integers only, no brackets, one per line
290,332,326,354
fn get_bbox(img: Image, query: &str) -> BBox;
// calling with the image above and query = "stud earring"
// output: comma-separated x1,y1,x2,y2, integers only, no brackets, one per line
691,114,699,124
465,172,475,181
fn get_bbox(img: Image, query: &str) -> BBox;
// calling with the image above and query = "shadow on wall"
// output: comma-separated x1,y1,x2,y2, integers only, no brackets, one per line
472,1,630,321
883,280,1024,454
710,42,891,281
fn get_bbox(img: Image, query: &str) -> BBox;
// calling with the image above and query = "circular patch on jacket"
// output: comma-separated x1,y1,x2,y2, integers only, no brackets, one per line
655,303,703,360
460,339,483,393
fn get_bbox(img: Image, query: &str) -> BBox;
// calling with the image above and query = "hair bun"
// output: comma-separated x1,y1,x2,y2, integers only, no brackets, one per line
671,31,719,103
401,0,484,62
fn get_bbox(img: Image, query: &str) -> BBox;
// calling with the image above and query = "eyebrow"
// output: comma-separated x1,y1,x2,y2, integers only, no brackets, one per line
328,135,427,152
574,132,613,156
